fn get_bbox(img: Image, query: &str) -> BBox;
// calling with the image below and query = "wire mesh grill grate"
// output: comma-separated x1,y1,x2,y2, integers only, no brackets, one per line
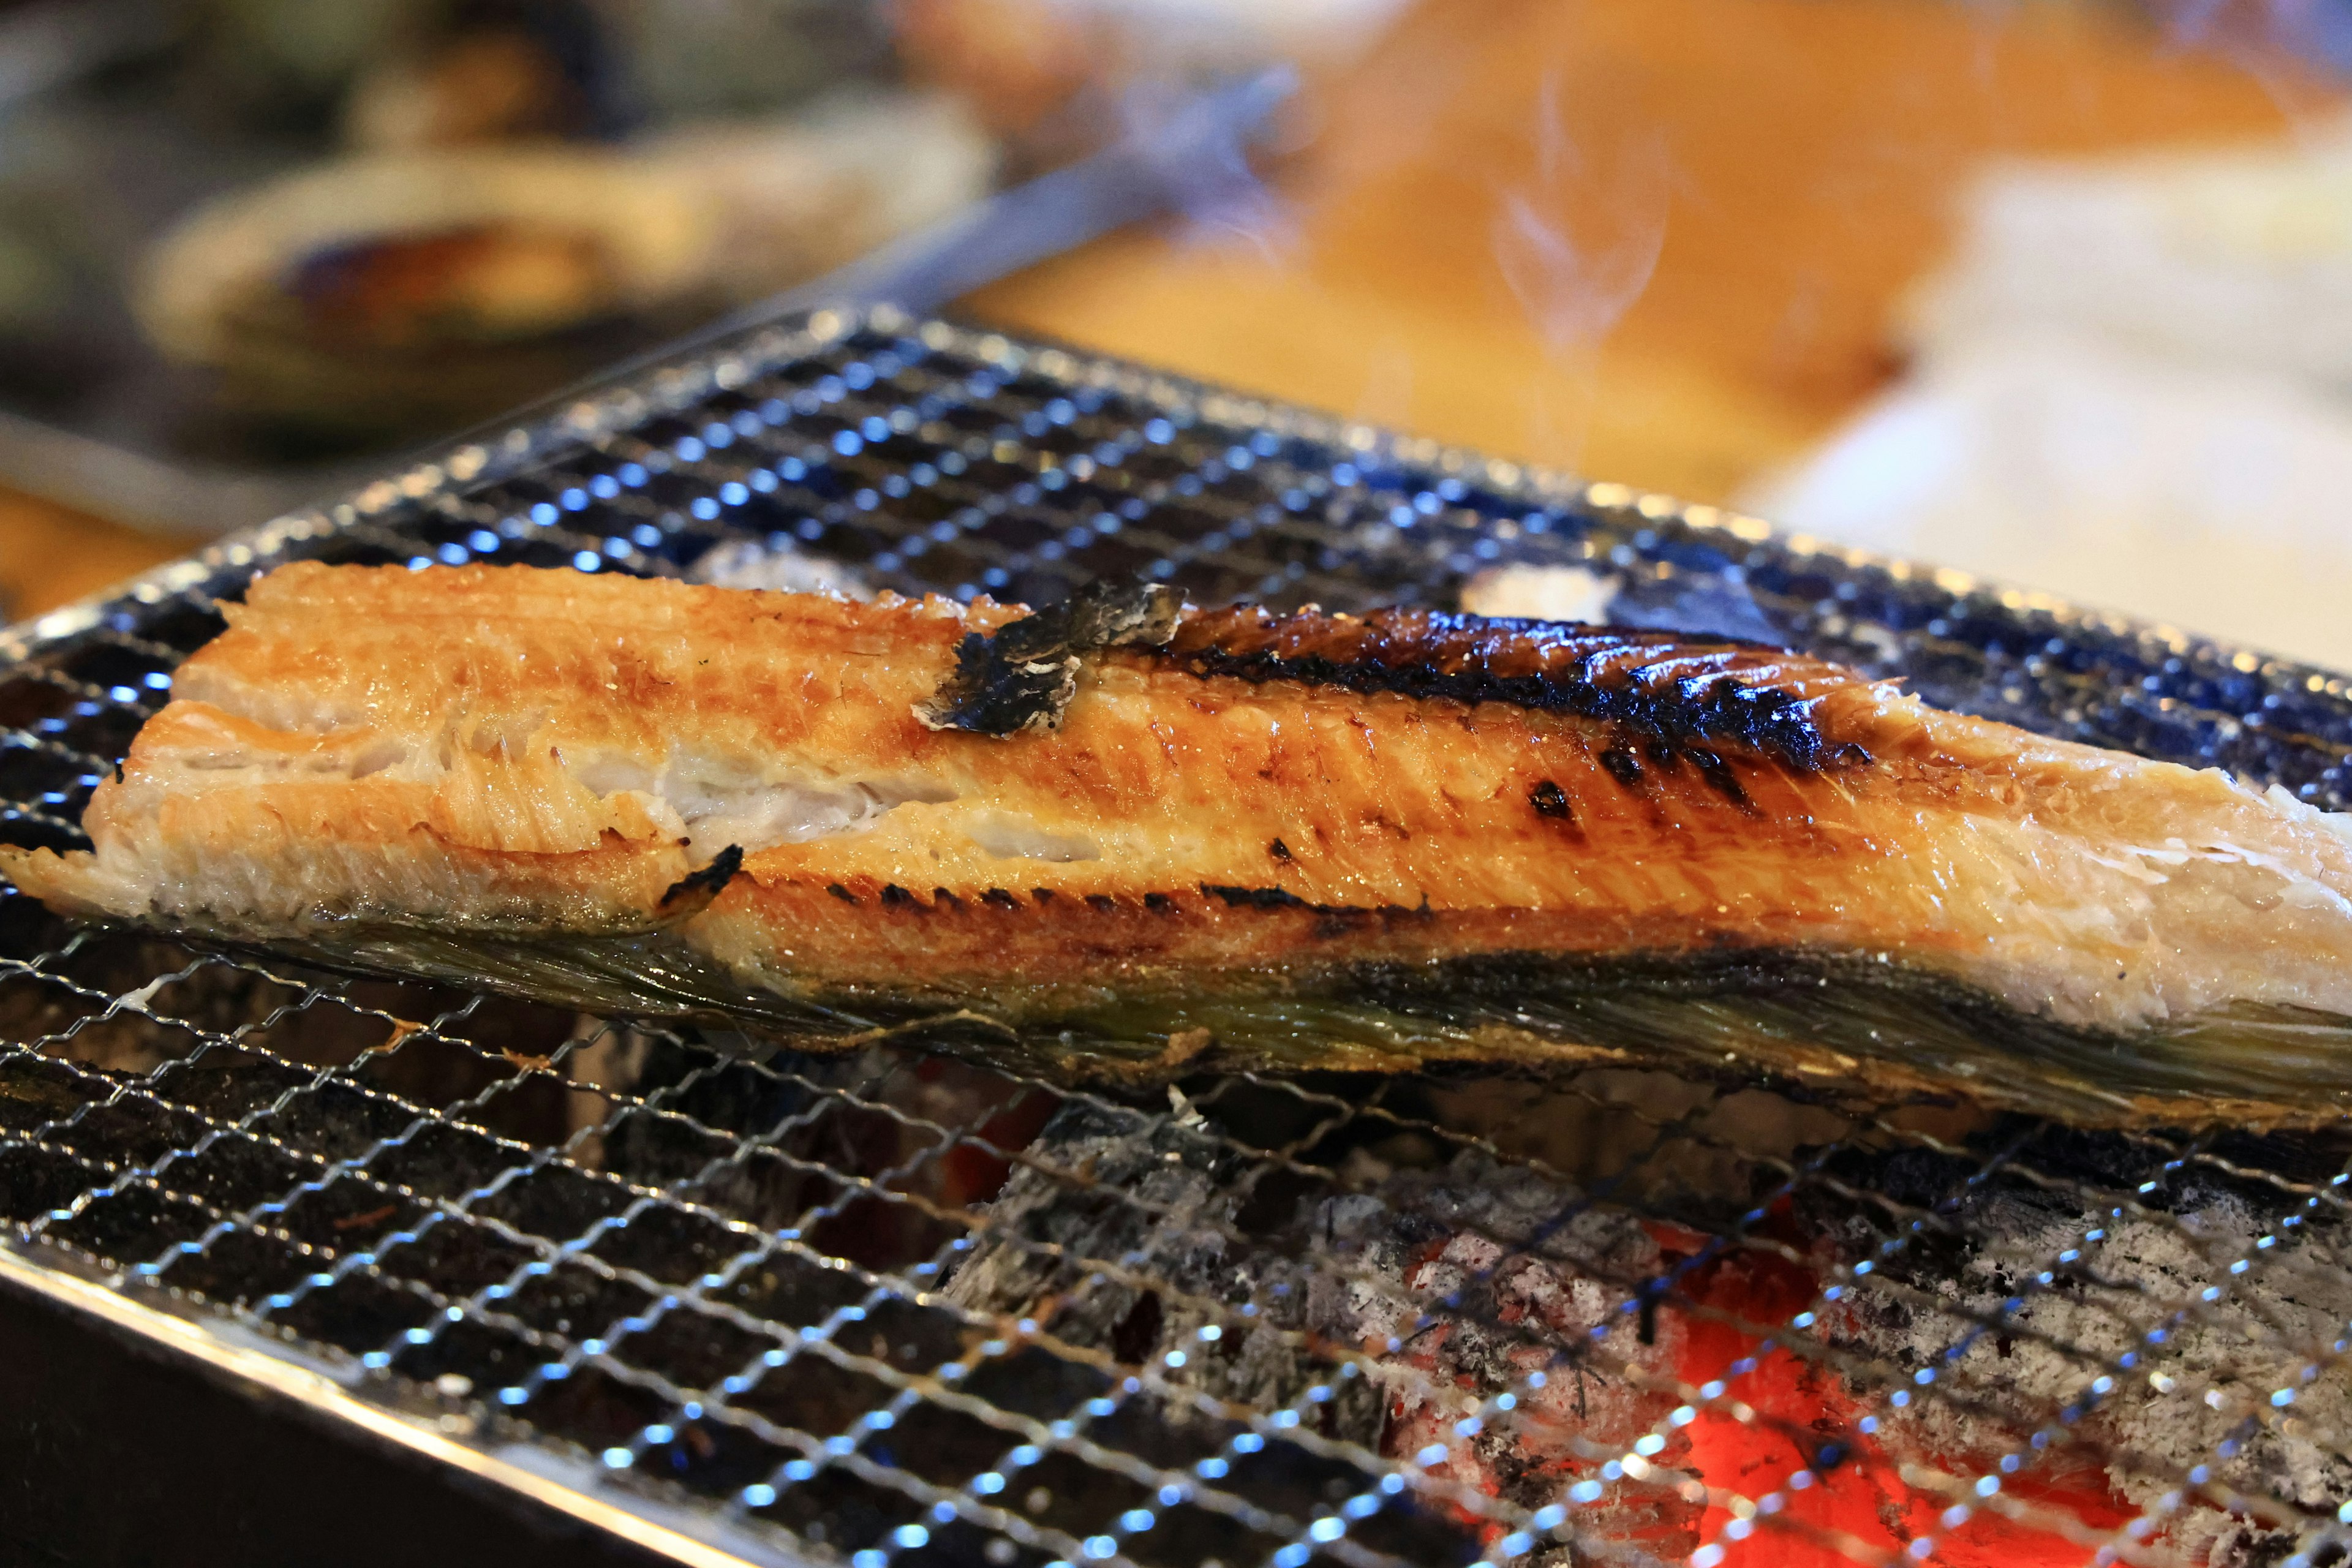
6,306,2352,1567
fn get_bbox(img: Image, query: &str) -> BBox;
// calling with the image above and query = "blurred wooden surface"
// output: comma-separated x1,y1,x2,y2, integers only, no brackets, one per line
0,497,205,626
974,0,2334,499
1,0,2337,621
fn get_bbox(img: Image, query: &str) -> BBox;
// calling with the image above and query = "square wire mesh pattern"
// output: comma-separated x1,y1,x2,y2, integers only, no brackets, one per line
6,305,2352,1568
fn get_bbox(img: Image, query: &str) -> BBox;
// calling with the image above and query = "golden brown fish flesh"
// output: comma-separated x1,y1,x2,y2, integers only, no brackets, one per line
10,560,2352,1125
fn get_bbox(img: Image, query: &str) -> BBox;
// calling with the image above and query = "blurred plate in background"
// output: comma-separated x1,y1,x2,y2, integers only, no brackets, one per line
0,0,1344,538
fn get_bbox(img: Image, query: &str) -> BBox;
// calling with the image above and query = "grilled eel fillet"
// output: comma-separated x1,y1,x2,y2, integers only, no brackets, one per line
10,560,2352,1123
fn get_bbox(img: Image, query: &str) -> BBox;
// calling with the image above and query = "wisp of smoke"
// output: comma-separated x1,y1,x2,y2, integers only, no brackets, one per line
1491,74,1670,360
1490,72,1672,461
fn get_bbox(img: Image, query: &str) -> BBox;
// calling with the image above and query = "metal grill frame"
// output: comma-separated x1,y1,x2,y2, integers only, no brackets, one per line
4,304,2352,1568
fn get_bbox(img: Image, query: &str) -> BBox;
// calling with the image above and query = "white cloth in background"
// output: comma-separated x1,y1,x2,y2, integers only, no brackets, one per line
1745,123,2352,669
1744,331,2352,668
1908,123,2352,390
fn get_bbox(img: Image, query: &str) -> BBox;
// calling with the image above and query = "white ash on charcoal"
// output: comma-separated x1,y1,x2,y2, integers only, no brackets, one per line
688,537,872,598
942,1097,1392,1446
1314,1150,1705,1562
1800,1137,2352,1567
939,1098,1510,1568
943,1069,2352,1567
943,1098,1711,1564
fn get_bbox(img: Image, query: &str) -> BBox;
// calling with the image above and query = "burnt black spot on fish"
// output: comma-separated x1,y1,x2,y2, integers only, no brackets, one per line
914,578,1183,737
981,888,1020,909
1031,888,1057,905
659,845,743,911
1162,608,1836,770
1529,780,1573,821
1644,739,1678,769
1143,892,1175,914
1686,748,1751,809
932,888,965,911
1269,838,1293,862
1202,883,1308,910
1599,747,1643,787
1833,742,1873,767
826,882,858,904
1085,894,1118,913
1202,883,1389,927
881,884,918,909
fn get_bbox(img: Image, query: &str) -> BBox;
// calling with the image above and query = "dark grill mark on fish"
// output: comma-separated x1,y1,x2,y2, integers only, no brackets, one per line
1163,608,1838,771
827,882,858,903
1687,749,1750,809
1142,892,1175,914
880,884,917,909
1600,747,1644,788
1313,909,1373,940
981,888,1020,909
1031,888,1056,905
1268,838,1293,862
914,579,1183,736
659,845,742,911
1085,894,1117,913
932,888,964,911
1200,883,1414,929
1202,883,1308,910
1529,780,1573,821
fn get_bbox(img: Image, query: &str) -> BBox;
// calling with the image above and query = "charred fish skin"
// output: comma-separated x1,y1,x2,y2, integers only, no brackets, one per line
915,578,1183,736
1158,603,1858,775
10,560,2352,1126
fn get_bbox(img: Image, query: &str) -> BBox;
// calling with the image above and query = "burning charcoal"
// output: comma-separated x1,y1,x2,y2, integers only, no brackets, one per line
947,1072,2352,1565
1313,1152,1706,1561
948,1099,1521,1564
952,1099,1724,1562
1803,1146,2352,1568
